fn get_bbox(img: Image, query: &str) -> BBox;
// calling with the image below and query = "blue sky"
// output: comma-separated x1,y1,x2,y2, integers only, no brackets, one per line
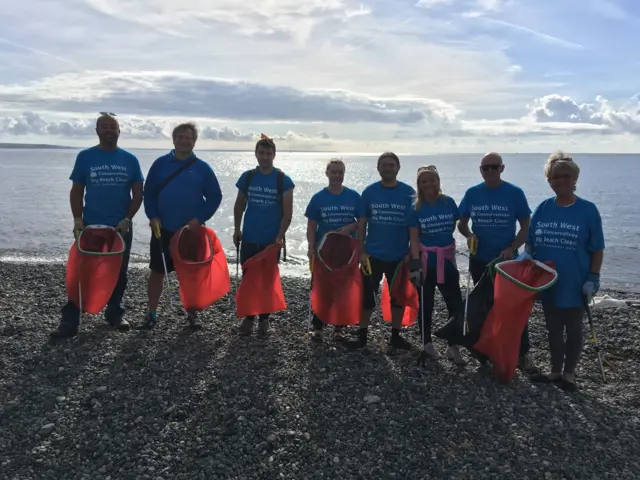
1,0,639,152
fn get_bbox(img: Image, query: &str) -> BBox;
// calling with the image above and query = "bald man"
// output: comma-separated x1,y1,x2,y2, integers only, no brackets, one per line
51,113,144,339
457,152,539,374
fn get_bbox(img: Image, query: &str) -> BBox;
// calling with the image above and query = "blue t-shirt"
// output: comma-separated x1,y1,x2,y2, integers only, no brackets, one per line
304,187,362,242
459,181,531,262
143,151,223,232
527,197,605,308
69,146,144,227
407,195,460,266
236,168,295,245
360,181,415,262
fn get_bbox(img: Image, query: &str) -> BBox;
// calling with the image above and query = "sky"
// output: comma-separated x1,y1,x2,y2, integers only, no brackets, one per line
1,0,639,153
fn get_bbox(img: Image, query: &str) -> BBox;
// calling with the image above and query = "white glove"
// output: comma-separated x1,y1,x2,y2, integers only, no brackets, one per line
116,218,131,235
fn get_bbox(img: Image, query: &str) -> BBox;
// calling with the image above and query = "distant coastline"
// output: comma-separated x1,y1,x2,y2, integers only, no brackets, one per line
0,142,72,150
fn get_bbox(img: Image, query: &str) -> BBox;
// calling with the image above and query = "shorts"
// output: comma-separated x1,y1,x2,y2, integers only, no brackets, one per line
149,227,176,274
362,255,404,310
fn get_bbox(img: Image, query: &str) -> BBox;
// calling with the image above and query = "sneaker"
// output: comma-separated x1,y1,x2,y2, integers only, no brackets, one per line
518,353,540,375
333,326,345,342
390,334,412,350
257,319,270,339
50,323,78,339
238,317,254,336
105,313,131,331
137,311,158,330
446,345,466,365
311,329,323,341
187,312,201,330
344,328,368,349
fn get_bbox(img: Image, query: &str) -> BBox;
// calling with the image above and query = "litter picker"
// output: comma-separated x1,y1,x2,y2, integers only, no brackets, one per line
462,236,477,336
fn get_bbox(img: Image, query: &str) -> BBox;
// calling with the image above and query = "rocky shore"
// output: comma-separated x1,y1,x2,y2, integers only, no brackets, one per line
1,262,639,479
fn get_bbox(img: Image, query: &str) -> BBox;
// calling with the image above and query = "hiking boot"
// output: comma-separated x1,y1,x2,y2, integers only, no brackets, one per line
187,312,202,330
518,353,540,374
50,323,78,339
446,345,466,365
238,317,254,336
333,326,345,342
137,311,158,330
257,319,270,339
389,334,412,350
424,342,439,358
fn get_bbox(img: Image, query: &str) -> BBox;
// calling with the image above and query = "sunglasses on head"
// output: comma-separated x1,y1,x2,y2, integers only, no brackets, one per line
481,164,501,171
99,111,117,116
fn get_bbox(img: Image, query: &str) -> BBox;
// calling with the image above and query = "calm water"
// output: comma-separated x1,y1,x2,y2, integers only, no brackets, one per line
1,148,638,292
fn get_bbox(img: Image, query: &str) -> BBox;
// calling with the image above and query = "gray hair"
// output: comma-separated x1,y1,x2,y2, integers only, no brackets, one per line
544,151,580,181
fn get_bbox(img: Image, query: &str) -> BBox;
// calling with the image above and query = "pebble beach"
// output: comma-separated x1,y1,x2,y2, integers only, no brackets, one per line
1,261,639,480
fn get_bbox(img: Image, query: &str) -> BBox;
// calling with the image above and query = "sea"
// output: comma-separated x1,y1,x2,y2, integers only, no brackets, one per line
1,148,638,293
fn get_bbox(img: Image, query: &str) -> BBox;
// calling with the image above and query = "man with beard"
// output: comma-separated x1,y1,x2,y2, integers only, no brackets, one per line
345,152,415,351
50,113,144,339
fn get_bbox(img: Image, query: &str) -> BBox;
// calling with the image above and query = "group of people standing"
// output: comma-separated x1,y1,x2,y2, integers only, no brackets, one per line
50,113,605,392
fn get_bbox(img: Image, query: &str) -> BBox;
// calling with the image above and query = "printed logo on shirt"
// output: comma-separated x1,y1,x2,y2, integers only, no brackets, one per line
248,185,279,207
534,221,580,250
370,202,407,226
89,164,130,186
320,205,356,225
470,204,512,226
419,213,456,234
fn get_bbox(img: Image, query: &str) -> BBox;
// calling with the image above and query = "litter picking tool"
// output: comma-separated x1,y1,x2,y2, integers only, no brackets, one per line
360,257,385,353
235,243,240,291
153,222,173,309
417,284,427,367
583,295,607,383
463,236,478,336
307,255,315,336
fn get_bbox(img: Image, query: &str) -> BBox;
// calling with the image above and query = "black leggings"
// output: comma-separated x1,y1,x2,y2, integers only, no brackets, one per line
418,260,463,345
469,257,531,357
362,256,405,310
542,303,585,375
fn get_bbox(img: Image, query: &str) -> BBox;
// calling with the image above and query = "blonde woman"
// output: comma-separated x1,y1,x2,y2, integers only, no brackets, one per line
519,153,605,391
408,166,465,364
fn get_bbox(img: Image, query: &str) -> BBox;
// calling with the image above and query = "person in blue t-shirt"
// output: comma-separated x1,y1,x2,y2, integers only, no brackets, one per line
407,165,466,365
51,113,144,339
233,135,295,338
457,152,538,373
138,122,223,331
304,158,361,340
344,152,415,351
519,153,605,392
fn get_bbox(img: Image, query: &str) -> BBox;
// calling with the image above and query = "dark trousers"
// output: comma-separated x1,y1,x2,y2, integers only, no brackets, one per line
418,260,463,346
542,303,585,375
240,241,281,322
60,227,133,329
311,314,344,331
469,257,530,357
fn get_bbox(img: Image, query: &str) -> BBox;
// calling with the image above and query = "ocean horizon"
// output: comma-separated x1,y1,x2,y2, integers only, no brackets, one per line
1,148,638,293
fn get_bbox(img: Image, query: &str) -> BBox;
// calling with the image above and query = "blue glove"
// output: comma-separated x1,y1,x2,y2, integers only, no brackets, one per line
583,273,600,303
517,250,533,262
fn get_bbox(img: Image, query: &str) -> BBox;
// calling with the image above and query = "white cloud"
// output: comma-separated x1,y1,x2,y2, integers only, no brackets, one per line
0,71,463,127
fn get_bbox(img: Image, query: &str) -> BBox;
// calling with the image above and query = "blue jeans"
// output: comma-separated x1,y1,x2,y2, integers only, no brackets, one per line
60,227,133,329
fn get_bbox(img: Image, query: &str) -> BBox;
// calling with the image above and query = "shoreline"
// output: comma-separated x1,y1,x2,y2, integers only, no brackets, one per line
1,262,639,478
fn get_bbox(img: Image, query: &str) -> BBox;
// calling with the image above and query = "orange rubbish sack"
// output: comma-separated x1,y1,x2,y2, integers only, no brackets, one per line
235,243,286,318
311,232,362,326
169,226,230,311
66,226,125,314
380,261,419,327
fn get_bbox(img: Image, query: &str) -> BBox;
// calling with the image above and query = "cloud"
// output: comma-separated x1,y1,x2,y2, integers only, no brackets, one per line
526,94,640,133
0,71,463,127
0,111,332,145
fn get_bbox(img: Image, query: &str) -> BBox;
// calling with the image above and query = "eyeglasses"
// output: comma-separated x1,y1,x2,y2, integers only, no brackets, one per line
481,164,502,171
99,112,117,117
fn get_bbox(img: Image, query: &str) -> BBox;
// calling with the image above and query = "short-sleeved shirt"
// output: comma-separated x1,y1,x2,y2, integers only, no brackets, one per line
304,187,361,241
69,146,144,227
458,181,531,262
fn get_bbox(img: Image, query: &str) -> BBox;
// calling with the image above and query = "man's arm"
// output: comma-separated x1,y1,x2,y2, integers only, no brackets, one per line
233,191,247,231
511,216,530,251
457,216,472,238
276,189,294,241
194,169,223,224
409,227,420,259
590,250,604,274
125,182,143,220
70,182,85,219
357,217,368,253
